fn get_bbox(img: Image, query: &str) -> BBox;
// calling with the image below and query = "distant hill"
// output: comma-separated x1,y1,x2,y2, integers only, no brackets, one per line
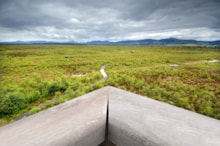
1,38,220,46
110,38,220,46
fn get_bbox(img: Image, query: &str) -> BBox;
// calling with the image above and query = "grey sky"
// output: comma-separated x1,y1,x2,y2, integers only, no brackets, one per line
0,0,220,42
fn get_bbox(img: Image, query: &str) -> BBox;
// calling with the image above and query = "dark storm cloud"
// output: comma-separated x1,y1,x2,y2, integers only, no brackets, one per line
120,0,220,30
0,0,65,29
0,0,220,41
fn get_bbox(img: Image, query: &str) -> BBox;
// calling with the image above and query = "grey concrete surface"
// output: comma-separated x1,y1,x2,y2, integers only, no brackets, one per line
0,87,109,146
1,86,220,146
108,87,220,146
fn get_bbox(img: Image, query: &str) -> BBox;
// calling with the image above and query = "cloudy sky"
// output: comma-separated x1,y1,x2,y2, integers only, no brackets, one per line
0,0,220,42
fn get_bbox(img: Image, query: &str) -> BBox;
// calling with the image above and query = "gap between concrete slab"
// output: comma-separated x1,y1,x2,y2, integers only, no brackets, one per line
99,95,116,146
104,95,109,146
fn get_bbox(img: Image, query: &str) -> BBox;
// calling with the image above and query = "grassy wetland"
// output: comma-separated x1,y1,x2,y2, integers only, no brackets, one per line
0,45,219,125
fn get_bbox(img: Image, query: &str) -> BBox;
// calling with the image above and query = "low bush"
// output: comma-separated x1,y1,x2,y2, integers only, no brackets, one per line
29,107,41,115
0,92,28,115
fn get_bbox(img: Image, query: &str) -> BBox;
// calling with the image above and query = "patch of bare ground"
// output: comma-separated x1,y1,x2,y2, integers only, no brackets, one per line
185,60,220,65
7,52,31,57
209,70,220,74
176,51,203,54
71,74,85,77
7,52,45,57
162,76,180,82
185,60,206,65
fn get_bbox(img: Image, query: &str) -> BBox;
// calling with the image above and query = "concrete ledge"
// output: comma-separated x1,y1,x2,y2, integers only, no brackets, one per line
0,87,109,146
108,87,220,146
0,86,220,146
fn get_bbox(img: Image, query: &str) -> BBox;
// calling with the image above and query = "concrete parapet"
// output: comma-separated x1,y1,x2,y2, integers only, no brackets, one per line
0,86,219,146
0,87,108,146
108,87,220,146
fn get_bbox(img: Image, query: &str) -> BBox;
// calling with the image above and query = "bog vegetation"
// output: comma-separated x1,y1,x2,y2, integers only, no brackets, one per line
0,45,219,125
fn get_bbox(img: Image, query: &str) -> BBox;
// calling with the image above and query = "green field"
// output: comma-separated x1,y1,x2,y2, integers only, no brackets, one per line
0,45,220,125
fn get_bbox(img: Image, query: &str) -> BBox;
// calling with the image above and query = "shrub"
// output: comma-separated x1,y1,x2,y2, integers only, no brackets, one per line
48,82,62,95
106,78,116,86
55,91,62,97
45,100,53,108
70,81,80,91
143,85,151,96
38,79,68,96
195,99,213,116
92,82,104,90
93,73,102,80
29,107,41,115
0,92,28,115
134,80,144,90
84,86,93,93
38,82,49,97
27,90,41,103
65,88,74,95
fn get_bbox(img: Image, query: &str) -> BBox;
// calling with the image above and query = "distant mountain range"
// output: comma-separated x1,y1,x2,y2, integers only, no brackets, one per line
1,38,220,46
